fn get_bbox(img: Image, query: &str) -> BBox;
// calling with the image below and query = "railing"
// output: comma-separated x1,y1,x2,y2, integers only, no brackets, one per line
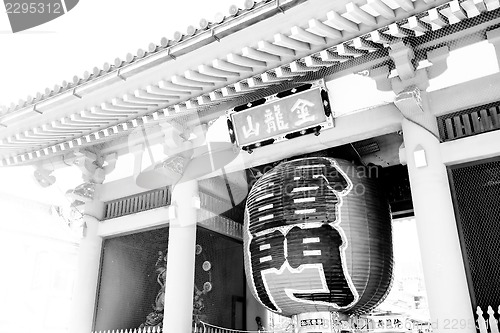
103,187,171,220
437,102,500,142
90,307,500,333
91,323,283,333
91,327,162,333
195,322,286,333
476,306,500,333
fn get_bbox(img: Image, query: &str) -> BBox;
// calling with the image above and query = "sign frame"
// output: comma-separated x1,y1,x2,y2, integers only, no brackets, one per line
226,81,334,150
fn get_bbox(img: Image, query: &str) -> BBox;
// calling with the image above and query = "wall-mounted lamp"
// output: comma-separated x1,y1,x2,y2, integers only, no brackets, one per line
168,205,177,220
413,145,427,168
192,196,201,209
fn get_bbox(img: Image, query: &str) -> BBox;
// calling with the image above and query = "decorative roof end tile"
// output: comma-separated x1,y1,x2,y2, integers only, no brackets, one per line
160,37,170,48
187,25,197,36
229,4,240,16
244,0,256,10
173,31,184,42
199,18,210,30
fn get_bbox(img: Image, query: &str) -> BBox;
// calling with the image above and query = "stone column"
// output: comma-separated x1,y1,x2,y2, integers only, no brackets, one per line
395,87,475,333
162,180,199,332
69,201,104,333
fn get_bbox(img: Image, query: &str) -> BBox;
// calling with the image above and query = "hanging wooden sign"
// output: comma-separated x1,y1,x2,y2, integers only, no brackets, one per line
227,83,333,149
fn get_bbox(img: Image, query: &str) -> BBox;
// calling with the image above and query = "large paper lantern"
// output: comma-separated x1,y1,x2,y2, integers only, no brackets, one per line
244,157,393,331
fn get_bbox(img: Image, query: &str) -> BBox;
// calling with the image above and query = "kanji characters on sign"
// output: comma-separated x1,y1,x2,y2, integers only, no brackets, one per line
242,115,260,139
265,105,289,134
291,99,316,126
230,87,328,146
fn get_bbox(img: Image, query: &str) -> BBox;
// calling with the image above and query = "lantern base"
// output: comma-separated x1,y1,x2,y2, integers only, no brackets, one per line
292,311,351,333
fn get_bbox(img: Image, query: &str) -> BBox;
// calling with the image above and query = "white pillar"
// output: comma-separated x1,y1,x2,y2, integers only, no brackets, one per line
163,180,199,332
246,284,269,331
69,213,103,333
402,115,475,332
385,40,473,332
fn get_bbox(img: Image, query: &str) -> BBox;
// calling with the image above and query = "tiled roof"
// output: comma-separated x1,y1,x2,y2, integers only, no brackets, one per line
1,0,499,166
0,0,273,116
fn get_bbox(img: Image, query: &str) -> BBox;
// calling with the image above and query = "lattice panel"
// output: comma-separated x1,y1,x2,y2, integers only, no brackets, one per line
438,101,500,141
449,157,500,311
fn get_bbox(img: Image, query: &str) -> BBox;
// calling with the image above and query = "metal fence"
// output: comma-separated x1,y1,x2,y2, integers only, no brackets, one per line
90,322,283,333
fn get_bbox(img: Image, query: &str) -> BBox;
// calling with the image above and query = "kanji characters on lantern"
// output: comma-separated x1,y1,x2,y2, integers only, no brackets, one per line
243,157,393,333
248,224,357,314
